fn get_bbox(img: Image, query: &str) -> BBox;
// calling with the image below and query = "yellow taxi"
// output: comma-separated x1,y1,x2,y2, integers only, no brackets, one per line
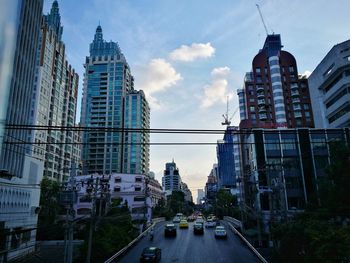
179,219,189,228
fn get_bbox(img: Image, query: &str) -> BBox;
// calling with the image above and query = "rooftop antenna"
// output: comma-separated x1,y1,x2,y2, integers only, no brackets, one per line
256,4,269,36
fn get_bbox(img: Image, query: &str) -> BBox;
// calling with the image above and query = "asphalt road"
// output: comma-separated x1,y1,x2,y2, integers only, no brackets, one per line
117,221,261,263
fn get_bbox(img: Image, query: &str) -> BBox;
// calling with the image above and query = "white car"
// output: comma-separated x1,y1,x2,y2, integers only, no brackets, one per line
214,226,227,239
205,219,216,228
173,217,181,223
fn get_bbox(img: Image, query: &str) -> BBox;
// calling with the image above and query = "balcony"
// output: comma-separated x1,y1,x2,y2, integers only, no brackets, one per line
257,92,265,99
257,99,266,105
290,83,299,90
293,104,302,111
294,111,302,118
256,86,264,92
292,98,300,104
258,106,267,113
291,90,299,97
259,113,267,120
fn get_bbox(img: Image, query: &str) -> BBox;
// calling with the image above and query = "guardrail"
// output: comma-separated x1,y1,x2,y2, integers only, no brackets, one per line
104,217,165,263
225,221,268,263
223,216,243,230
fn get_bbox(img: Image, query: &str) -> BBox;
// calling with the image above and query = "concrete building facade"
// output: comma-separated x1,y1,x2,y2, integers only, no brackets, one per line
30,1,80,182
308,39,350,128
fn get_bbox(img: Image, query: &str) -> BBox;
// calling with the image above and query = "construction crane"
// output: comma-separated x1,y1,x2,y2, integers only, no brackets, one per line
256,4,269,36
221,96,239,126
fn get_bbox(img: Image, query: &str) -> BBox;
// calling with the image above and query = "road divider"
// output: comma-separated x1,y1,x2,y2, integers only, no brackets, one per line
104,217,165,263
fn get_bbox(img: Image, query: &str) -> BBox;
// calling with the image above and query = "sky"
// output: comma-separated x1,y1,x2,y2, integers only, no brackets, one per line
43,0,350,201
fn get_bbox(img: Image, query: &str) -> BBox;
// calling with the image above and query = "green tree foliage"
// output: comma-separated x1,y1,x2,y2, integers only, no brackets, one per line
37,177,64,240
168,191,185,215
77,204,139,262
271,142,350,262
214,189,239,219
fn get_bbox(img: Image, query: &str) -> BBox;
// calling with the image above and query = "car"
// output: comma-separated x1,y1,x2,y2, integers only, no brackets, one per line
205,219,216,228
164,223,177,237
214,226,227,239
187,215,196,222
193,222,204,234
179,219,189,228
172,217,181,223
195,218,204,224
140,247,161,262
176,213,184,219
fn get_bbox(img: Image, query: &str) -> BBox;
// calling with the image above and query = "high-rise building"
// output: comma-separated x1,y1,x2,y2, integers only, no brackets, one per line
124,90,150,174
162,160,182,196
181,182,193,203
217,126,237,189
205,164,218,202
0,1,44,261
30,1,80,182
81,25,149,175
308,39,350,128
0,0,43,178
197,189,205,205
238,34,314,129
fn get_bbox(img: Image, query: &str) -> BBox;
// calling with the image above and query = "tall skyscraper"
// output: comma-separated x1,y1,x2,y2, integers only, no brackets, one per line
308,39,350,128
81,25,149,175
237,34,314,129
0,1,44,261
0,0,43,178
30,1,80,182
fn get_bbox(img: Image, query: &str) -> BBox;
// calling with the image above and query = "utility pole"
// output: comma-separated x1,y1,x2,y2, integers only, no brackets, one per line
86,176,98,263
60,162,78,263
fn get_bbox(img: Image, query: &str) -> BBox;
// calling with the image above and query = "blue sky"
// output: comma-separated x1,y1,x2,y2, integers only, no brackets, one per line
44,0,350,200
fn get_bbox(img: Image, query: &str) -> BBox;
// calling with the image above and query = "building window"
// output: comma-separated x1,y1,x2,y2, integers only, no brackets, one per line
115,177,121,183
114,187,121,192
250,106,255,112
134,196,145,202
256,67,261,73
135,177,142,182
289,66,294,73
135,186,141,191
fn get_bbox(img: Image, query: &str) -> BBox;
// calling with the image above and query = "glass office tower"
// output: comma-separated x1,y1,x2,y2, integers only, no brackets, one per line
81,25,149,175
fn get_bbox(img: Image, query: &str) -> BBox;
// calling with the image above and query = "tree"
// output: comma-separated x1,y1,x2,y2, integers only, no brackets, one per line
37,177,64,240
215,189,238,218
271,142,350,262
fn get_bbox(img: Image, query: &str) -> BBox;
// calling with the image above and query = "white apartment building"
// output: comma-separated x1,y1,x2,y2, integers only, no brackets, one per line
309,39,350,128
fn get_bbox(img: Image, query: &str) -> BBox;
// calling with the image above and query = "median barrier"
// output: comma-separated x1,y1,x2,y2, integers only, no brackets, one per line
104,217,165,263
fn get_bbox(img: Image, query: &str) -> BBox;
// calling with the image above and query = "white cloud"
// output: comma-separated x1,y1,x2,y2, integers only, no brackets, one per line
211,66,230,77
200,67,233,108
301,70,312,77
135,58,182,109
169,42,215,62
